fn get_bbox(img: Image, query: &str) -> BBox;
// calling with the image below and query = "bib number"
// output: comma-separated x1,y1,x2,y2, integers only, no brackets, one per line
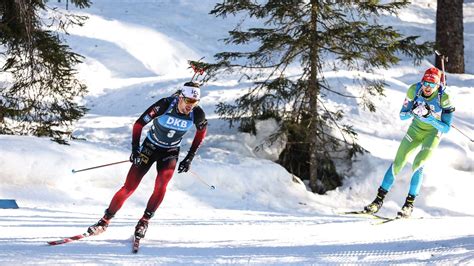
167,130,176,138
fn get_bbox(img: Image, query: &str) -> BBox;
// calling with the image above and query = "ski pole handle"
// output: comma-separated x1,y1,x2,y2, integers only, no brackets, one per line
72,160,130,173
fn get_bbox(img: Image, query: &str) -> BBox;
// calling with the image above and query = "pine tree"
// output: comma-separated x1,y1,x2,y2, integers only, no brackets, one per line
0,0,90,144
208,0,432,193
436,0,464,73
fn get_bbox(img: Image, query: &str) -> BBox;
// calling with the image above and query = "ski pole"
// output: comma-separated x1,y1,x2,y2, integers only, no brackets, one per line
188,170,215,190
451,124,474,142
433,51,473,142
72,160,130,173
432,115,474,143
435,50,448,86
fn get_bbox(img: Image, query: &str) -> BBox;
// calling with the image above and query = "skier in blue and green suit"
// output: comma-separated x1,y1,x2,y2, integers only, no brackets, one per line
364,67,455,217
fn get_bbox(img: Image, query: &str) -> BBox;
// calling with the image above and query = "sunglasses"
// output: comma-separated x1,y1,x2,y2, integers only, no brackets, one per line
423,81,437,88
182,97,199,105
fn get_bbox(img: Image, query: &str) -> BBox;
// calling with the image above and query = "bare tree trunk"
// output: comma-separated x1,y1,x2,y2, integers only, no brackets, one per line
436,0,464,73
308,0,321,193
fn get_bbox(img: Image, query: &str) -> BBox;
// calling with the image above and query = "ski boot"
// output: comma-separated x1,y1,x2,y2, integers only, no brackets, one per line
364,187,388,214
397,194,415,218
87,209,114,236
134,218,149,239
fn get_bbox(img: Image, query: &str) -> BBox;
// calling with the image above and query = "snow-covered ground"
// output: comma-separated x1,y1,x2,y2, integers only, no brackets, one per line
1,0,473,264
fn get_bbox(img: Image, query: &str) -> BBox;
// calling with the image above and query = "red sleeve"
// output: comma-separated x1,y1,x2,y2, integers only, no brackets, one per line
131,121,145,149
189,127,207,154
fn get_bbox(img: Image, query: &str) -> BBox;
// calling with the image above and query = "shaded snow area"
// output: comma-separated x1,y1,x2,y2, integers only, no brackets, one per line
1,0,473,264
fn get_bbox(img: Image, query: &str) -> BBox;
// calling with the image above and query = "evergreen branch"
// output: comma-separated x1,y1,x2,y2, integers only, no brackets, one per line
319,83,359,98
317,97,348,143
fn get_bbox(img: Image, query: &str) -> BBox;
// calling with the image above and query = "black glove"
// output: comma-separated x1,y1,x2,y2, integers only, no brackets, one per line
178,152,195,173
130,146,142,166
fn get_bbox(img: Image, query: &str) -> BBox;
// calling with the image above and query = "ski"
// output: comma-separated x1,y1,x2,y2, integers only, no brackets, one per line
340,210,391,221
375,216,403,225
47,232,90,246
132,236,141,253
374,215,424,225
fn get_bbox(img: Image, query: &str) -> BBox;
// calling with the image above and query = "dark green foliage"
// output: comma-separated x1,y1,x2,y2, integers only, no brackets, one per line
209,0,432,193
0,0,91,143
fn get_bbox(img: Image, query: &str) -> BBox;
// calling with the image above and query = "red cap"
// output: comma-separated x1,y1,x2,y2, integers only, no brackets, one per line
422,67,442,84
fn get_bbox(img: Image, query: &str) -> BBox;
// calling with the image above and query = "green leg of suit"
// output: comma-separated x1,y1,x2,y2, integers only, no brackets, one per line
381,126,440,196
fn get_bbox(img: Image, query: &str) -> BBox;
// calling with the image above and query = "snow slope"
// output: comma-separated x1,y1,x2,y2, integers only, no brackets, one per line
0,0,473,264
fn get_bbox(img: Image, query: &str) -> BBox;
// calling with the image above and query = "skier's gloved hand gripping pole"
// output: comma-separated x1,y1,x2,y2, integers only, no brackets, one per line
177,152,194,173
434,50,474,142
